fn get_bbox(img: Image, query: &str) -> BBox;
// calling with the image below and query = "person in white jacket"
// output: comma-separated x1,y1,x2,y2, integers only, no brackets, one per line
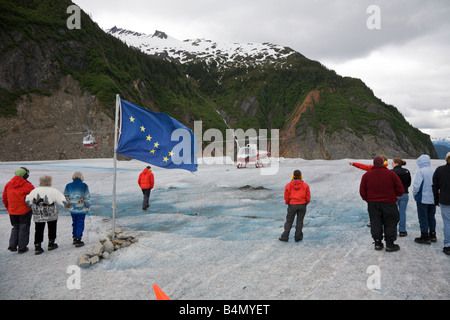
25,175,68,255
412,154,436,244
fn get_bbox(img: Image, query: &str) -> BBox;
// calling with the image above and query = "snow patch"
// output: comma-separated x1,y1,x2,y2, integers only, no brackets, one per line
0,158,449,300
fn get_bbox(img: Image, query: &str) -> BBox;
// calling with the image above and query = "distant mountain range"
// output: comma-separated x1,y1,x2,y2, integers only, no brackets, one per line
432,137,450,159
107,26,296,68
106,26,437,160
0,1,438,161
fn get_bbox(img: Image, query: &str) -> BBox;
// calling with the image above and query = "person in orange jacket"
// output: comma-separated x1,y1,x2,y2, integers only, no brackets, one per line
138,166,154,211
3,167,35,253
279,170,311,242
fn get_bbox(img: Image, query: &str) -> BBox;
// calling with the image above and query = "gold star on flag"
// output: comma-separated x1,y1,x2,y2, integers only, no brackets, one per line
154,142,159,148
146,135,152,141
168,151,174,157
129,116,135,122
140,126,145,132
150,149,156,154
163,156,169,162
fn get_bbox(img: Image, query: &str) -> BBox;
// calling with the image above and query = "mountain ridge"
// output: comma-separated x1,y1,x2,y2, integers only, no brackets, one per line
432,137,450,159
107,26,297,68
0,1,438,161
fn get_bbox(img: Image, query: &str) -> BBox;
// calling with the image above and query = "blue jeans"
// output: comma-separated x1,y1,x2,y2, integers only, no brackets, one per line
440,204,450,248
396,193,409,232
71,213,86,238
416,202,436,233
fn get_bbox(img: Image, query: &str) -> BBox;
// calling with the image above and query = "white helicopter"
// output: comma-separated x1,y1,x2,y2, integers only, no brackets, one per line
235,136,271,169
65,127,112,152
82,131,98,151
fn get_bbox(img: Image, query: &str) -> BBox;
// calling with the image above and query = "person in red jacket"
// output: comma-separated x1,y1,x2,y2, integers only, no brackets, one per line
2,167,35,253
279,170,311,242
360,156,404,252
349,155,388,171
138,166,155,211
350,155,388,228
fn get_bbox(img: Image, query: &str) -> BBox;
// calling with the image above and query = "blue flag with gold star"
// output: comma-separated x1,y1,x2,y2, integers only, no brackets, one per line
116,100,198,172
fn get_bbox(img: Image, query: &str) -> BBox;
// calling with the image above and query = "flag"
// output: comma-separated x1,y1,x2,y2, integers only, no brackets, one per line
116,99,198,172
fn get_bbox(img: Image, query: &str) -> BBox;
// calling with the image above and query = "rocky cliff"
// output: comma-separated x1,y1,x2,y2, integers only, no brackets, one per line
0,0,438,162
0,75,115,161
279,88,434,160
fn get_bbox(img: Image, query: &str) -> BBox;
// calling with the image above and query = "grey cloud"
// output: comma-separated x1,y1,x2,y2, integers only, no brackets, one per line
73,0,450,137
75,0,450,61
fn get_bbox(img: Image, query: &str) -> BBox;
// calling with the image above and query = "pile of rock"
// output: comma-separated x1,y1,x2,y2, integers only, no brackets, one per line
78,228,138,268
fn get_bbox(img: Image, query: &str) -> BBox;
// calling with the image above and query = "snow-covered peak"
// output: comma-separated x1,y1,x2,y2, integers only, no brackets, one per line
106,26,296,68
431,136,450,146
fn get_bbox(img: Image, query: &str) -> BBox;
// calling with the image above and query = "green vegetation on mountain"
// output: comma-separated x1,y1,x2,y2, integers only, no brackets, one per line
185,52,432,153
0,0,226,130
0,0,437,159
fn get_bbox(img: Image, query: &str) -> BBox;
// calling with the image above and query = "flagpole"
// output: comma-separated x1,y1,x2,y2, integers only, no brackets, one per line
112,94,121,241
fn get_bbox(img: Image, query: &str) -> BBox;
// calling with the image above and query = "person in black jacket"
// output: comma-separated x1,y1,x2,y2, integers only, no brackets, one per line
432,152,450,255
392,158,411,237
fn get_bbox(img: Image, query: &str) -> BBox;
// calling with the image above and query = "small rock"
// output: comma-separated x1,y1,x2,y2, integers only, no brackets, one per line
85,251,95,258
103,239,114,253
93,243,104,256
112,239,126,246
121,241,131,248
90,255,100,265
117,232,133,240
78,255,91,267
102,251,110,260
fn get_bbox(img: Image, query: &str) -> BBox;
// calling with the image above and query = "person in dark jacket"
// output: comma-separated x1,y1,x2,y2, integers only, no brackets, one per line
360,156,404,252
432,152,450,255
138,166,154,211
279,170,311,242
391,158,411,237
2,168,35,253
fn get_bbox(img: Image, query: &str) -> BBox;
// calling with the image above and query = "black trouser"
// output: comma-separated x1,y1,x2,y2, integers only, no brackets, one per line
34,220,57,244
368,202,400,243
142,188,151,210
9,211,32,251
281,204,307,241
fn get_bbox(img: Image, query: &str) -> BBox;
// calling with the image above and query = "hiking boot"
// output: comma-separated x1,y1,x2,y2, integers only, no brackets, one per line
374,240,384,251
18,247,29,254
429,231,437,243
386,242,400,252
415,233,431,244
443,247,450,255
279,237,288,242
74,238,84,247
8,247,17,252
399,231,408,237
48,240,58,251
35,243,44,255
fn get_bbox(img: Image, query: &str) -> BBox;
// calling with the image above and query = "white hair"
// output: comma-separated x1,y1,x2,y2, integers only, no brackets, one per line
72,171,84,181
39,175,52,187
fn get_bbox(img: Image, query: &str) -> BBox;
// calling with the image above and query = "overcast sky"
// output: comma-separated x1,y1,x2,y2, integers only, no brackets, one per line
74,0,450,138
